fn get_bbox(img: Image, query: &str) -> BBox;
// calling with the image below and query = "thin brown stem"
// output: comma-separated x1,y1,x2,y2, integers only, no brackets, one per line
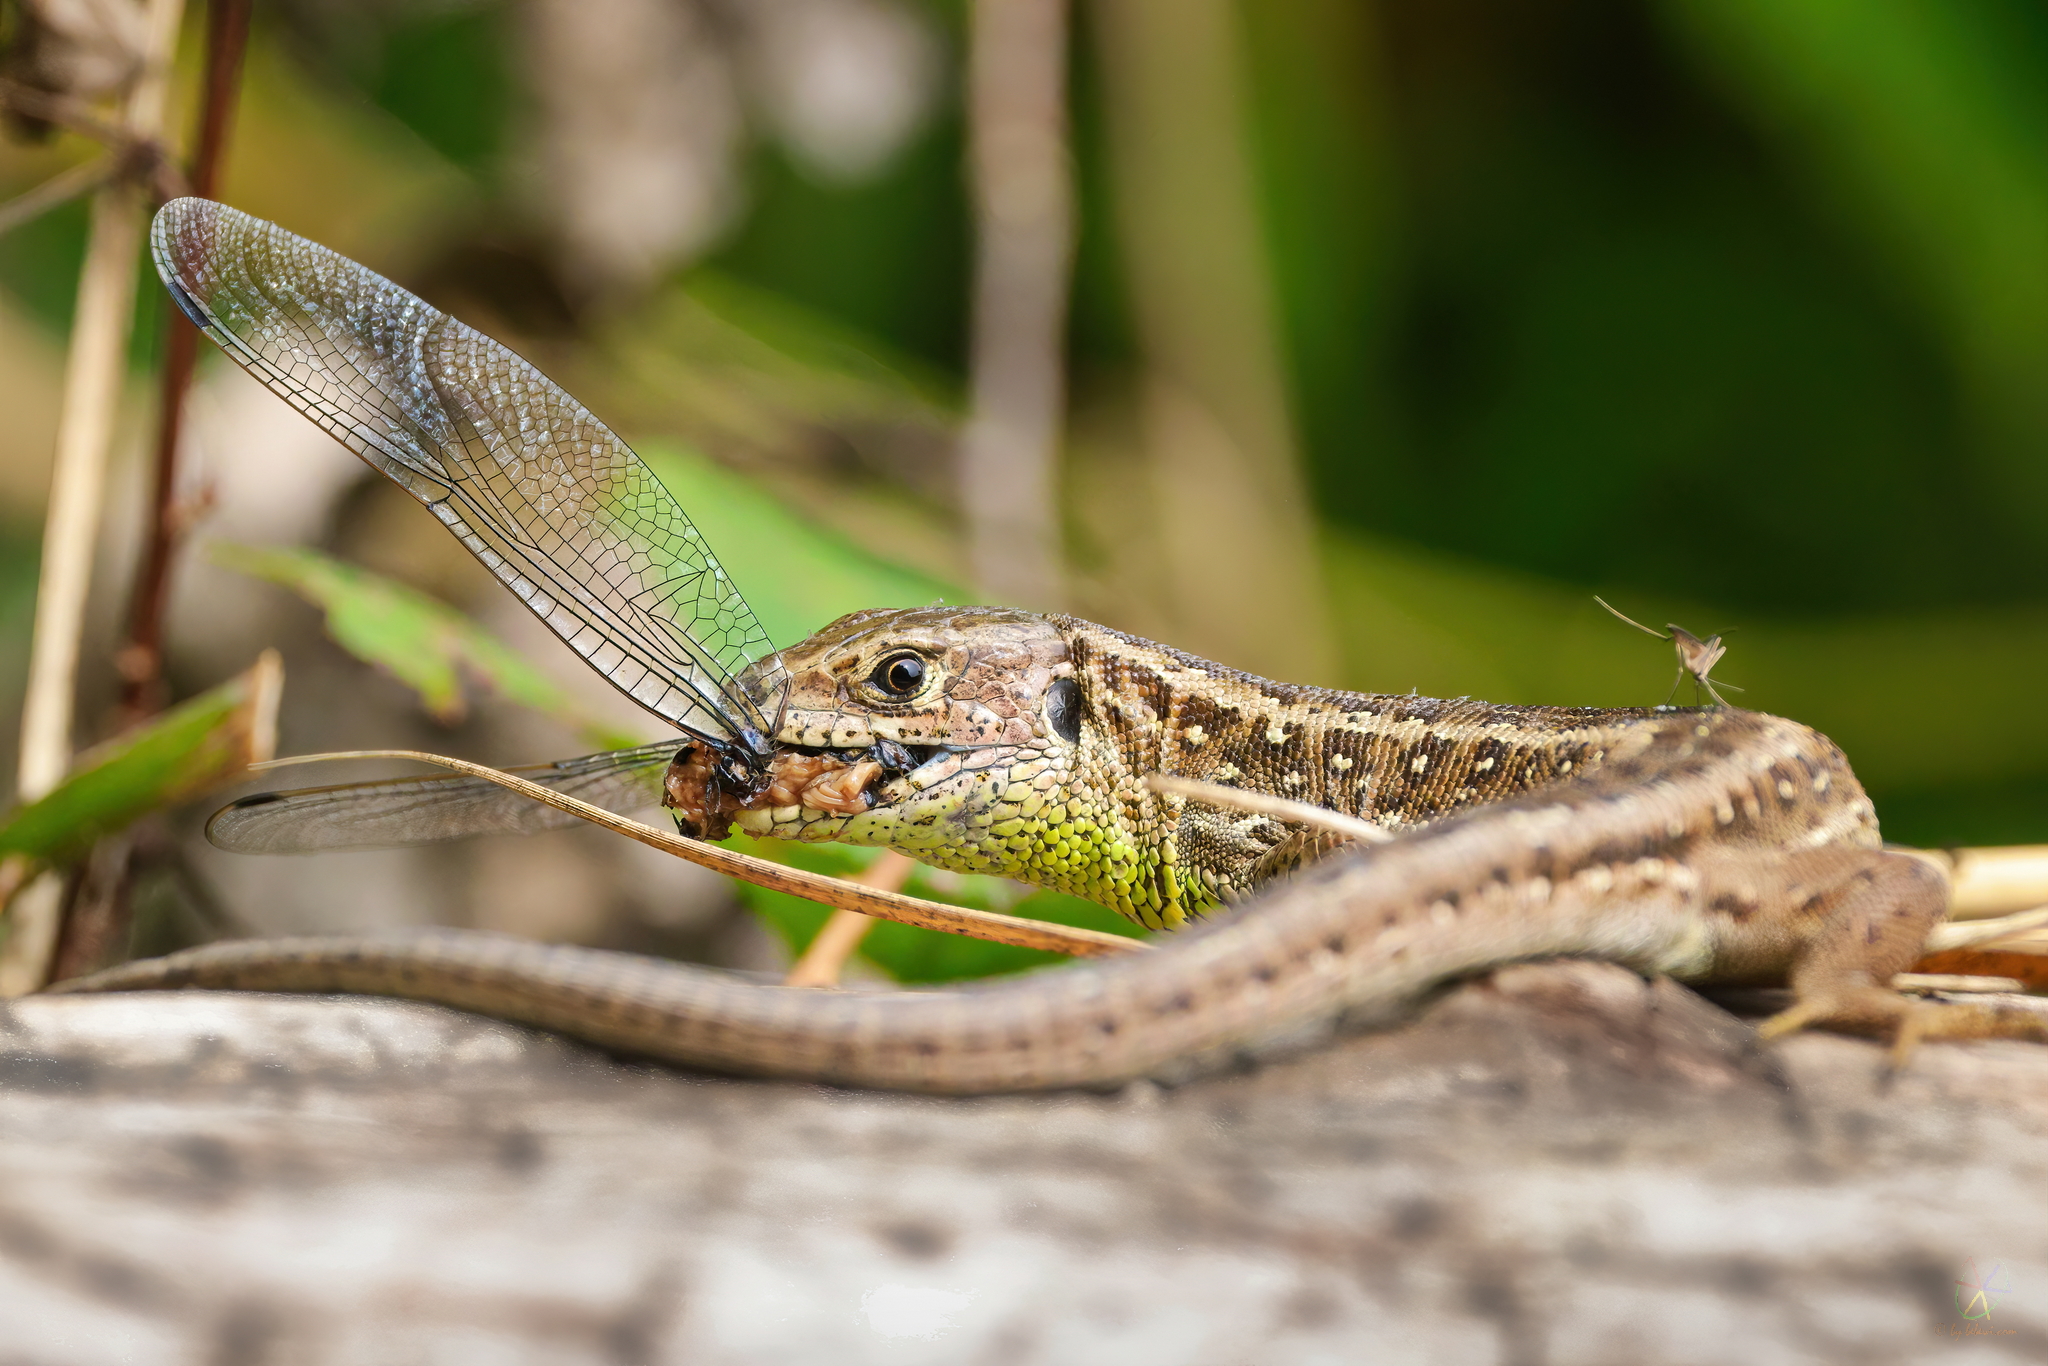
250,750,1149,959
122,0,254,717
47,833,135,983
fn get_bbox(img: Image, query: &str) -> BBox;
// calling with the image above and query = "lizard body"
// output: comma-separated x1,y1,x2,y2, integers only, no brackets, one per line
724,608,1875,928
64,608,2035,1092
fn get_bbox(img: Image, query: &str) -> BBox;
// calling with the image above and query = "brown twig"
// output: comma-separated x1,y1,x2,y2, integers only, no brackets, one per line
249,750,1149,959
47,833,135,983
122,0,253,717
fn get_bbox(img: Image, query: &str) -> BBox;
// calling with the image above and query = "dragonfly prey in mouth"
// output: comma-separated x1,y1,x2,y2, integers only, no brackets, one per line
157,198,938,856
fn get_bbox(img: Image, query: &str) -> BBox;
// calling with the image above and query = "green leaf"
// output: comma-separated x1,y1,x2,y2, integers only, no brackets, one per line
0,652,282,866
727,834,1150,984
211,542,639,750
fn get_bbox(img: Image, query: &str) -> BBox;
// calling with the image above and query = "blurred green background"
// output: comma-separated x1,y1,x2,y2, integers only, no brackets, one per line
7,0,2048,976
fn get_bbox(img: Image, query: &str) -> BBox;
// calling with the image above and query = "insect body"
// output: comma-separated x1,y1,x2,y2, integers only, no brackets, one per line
1594,596,1742,707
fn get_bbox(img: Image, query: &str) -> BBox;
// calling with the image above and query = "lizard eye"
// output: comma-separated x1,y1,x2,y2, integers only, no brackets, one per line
869,652,927,699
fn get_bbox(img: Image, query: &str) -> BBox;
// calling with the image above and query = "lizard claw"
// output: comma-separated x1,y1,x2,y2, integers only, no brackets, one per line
1755,995,1836,1043
1760,985,2048,1072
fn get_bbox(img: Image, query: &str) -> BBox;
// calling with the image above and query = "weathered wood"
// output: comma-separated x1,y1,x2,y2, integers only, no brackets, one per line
2,962,2045,1364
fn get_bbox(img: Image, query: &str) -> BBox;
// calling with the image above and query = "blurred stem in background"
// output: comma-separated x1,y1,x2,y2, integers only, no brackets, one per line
5,0,186,996
959,0,1073,610
1089,0,1333,684
120,0,252,718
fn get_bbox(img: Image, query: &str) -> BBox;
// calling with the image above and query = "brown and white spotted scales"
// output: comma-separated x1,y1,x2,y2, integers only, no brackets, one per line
62,605,2048,1092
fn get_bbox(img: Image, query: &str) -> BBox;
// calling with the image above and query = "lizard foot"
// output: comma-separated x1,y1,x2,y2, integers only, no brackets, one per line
1758,985,2048,1070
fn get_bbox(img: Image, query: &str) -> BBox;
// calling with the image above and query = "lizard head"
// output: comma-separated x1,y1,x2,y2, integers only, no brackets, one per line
749,604,1076,753
663,605,1177,919
720,605,1078,851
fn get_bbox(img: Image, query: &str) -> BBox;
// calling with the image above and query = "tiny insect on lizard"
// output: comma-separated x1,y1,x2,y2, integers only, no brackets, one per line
1595,595,1741,707
49,201,2048,1093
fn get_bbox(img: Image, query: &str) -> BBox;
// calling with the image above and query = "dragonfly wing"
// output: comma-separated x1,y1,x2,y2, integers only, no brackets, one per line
152,197,778,743
206,743,679,854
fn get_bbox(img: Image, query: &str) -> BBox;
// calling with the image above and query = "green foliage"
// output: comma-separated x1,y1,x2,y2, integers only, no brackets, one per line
0,663,273,866
709,128,973,373
729,834,1149,984
211,542,639,750
363,6,514,177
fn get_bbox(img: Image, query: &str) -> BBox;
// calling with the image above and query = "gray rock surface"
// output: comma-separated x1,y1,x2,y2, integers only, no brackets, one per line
1,961,2044,1365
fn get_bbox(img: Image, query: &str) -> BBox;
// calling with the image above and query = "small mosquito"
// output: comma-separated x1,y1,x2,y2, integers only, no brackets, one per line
1594,596,1743,708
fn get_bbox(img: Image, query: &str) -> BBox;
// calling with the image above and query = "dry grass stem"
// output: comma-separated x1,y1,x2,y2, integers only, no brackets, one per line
251,750,1148,959
1891,972,2028,995
1091,0,1333,681
1932,845,2048,920
1923,905,2048,958
0,875,66,997
1146,774,1395,844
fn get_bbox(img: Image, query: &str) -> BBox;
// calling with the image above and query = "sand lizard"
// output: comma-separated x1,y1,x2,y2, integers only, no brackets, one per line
59,607,2045,1092
51,200,2048,1091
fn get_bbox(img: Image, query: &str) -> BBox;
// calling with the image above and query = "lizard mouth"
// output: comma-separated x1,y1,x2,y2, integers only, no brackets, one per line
900,744,948,778
663,740,969,837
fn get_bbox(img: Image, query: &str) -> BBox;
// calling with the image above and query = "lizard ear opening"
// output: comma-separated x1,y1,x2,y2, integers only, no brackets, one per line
1045,678,1081,744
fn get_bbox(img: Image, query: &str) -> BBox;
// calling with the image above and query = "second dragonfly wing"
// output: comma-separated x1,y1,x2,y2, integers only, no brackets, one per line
206,742,679,854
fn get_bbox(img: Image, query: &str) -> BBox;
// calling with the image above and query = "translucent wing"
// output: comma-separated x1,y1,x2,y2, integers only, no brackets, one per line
153,197,776,745
206,743,678,854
